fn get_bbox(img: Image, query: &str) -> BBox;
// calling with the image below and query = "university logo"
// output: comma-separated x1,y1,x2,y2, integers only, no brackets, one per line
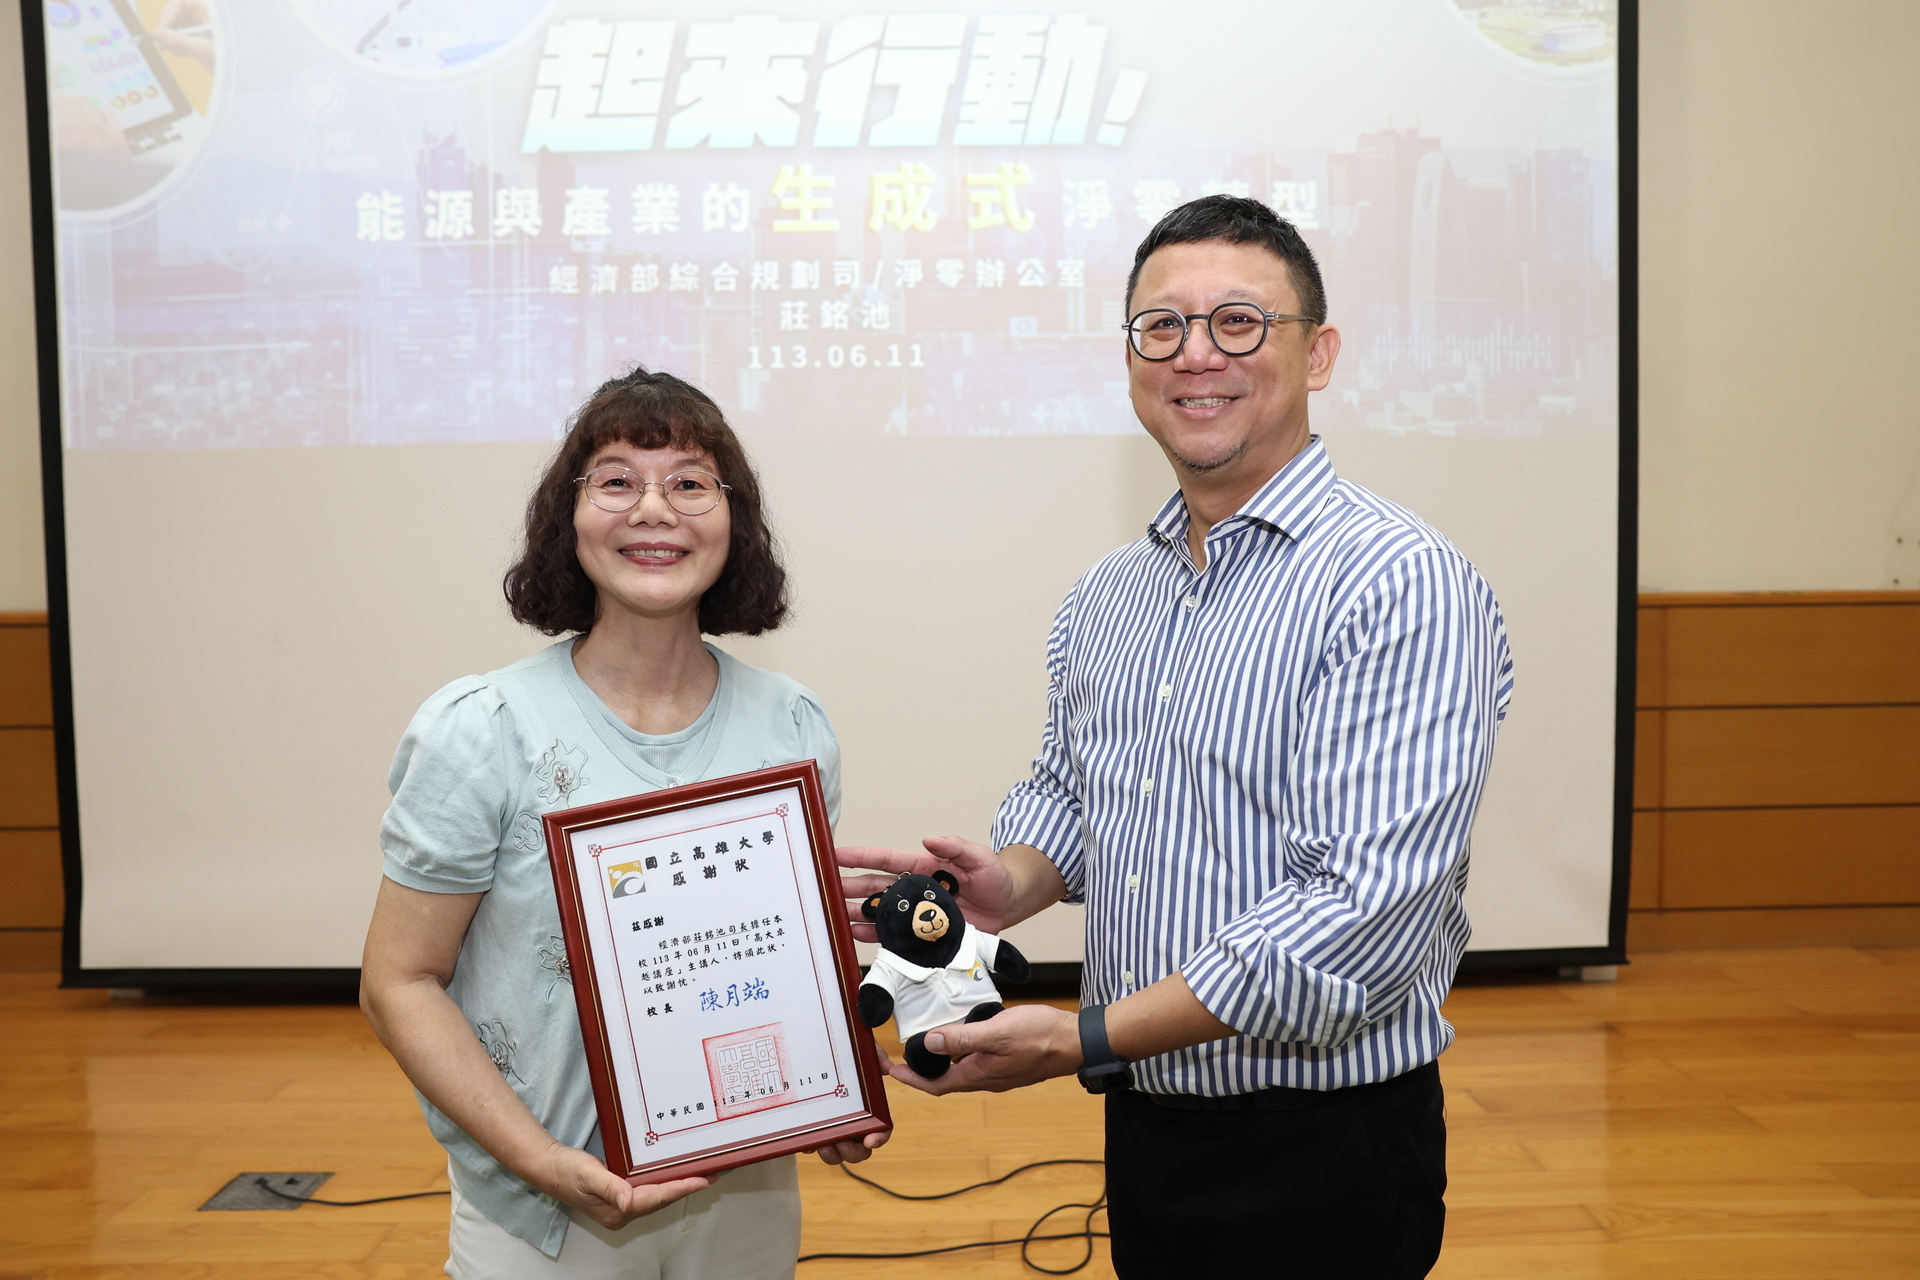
608,859,648,898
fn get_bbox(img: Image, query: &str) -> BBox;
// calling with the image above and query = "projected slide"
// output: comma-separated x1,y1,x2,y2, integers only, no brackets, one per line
44,1,1624,973
49,0,1616,449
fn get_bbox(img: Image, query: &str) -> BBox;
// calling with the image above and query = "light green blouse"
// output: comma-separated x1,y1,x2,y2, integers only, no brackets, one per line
380,639,841,1257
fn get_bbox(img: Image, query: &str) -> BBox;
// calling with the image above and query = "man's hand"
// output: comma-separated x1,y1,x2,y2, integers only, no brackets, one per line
836,836,1023,941
531,1141,708,1230
837,838,1069,943
886,1004,1082,1095
885,976,1238,1098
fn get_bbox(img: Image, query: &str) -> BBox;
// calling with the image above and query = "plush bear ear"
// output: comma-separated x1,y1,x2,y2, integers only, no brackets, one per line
862,894,883,920
933,870,958,893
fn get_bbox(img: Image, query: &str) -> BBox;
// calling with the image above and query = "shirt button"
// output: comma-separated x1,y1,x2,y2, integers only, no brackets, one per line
1183,595,1199,610
1124,970,1135,988
1141,778,1154,796
1158,683,1173,701
1126,873,1139,892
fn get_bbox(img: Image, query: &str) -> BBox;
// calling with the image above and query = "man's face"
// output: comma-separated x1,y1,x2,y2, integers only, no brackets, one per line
1125,240,1338,478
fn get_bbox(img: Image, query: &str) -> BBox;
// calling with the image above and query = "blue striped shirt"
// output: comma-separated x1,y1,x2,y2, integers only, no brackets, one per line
992,439,1513,1094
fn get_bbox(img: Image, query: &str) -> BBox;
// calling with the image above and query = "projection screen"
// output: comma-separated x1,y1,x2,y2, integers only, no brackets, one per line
30,0,1629,981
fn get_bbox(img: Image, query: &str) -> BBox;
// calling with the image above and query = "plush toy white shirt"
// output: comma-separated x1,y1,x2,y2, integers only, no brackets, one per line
862,923,1007,1039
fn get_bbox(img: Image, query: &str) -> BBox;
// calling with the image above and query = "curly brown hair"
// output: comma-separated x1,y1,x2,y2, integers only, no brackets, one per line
503,366,788,637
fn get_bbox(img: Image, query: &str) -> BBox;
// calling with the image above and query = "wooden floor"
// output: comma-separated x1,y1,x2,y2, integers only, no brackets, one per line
1,949,1917,1278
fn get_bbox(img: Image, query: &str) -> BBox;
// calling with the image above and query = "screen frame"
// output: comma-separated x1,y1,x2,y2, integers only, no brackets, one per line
23,0,1639,989
1458,0,1637,975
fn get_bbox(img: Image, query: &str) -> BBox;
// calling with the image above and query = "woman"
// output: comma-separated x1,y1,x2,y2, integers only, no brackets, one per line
361,367,884,1278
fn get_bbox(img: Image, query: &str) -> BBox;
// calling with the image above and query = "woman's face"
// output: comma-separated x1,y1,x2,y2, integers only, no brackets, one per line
573,443,732,627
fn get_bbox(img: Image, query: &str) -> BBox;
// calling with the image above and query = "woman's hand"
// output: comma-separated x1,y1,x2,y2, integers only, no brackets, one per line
836,837,1061,942
810,1125,891,1167
531,1141,708,1230
363,880,707,1232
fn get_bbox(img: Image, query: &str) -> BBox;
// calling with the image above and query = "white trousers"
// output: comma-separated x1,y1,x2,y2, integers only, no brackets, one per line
445,1156,800,1280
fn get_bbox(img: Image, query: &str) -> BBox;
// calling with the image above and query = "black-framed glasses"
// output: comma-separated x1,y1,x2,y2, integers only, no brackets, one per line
574,466,730,515
1123,301,1316,361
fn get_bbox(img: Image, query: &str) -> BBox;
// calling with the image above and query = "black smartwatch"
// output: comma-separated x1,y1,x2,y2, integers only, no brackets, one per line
1075,1004,1134,1094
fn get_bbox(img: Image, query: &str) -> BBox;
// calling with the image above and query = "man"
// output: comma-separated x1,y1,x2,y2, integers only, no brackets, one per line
840,195,1513,1278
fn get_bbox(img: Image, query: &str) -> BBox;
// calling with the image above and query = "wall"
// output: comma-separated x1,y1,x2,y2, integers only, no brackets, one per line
1637,0,1920,591
0,0,44,613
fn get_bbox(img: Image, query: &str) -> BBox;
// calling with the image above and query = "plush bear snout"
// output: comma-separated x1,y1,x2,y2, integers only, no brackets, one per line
911,902,950,941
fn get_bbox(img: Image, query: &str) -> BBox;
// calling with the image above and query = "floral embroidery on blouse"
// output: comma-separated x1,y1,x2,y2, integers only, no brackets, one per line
533,741,587,807
475,1019,526,1085
537,935,572,994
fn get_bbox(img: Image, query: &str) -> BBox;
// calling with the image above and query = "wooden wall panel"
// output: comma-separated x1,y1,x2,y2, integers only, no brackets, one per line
1629,811,1661,910
0,930,60,971
1662,705,1920,809
0,618,58,968
1632,593,1920,952
0,830,63,928
0,626,53,726
1633,709,1662,809
1635,605,1666,708
0,728,59,828
1661,806,1920,908
1628,904,1920,951
1664,603,1920,708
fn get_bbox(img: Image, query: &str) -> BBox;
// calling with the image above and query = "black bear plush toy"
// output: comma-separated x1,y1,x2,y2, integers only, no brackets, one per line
858,870,1030,1078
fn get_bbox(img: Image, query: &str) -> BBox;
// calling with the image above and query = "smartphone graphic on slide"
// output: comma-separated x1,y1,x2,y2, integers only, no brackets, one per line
45,0,193,154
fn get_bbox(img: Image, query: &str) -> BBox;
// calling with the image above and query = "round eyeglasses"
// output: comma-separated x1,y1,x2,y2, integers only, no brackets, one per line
574,466,730,515
1123,301,1317,361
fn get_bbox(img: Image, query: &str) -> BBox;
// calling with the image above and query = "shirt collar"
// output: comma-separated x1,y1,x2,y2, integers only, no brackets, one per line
1147,436,1337,549
871,923,983,982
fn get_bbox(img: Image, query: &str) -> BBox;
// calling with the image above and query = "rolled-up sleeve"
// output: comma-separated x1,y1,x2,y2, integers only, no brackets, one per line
1181,548,1513,1046
990,588,1090,901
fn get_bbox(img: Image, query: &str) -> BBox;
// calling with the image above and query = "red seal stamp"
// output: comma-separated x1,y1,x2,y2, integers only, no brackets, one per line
702,1022,796,1120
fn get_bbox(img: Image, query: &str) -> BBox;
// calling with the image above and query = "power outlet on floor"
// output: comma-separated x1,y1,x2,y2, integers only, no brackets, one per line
200,1172,334,1211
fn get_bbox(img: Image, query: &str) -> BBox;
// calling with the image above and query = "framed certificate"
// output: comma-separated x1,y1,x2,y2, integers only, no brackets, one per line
543,762,890,1184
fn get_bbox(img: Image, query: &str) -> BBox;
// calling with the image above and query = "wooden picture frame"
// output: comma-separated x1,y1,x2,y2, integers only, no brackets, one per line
543,761,889,1184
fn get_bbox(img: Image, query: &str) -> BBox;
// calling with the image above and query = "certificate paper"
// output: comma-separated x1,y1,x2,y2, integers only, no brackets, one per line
544,762,889,1183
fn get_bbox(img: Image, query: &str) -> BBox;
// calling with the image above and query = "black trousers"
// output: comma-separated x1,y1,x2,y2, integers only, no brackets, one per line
1103,1061,1446,1279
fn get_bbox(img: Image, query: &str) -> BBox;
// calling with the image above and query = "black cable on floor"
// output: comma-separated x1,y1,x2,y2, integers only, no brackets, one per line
255,1159,1113,1270
839,1157,1104,1201
253,1177,452,1207
798,1159,1110,1274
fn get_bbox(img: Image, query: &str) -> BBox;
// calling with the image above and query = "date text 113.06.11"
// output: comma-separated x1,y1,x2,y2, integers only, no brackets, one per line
748,342,925,372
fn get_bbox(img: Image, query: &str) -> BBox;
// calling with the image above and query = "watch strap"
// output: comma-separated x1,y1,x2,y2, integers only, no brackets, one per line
1076,1004,1133,1094
1078,1003,1117,1068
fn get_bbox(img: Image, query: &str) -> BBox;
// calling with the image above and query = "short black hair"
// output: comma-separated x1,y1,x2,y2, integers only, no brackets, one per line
503,365,788,637
1124,194,1328,324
